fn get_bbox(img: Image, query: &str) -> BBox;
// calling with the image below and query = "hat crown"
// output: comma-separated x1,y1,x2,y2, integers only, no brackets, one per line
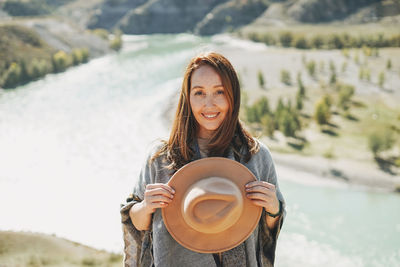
182,177,243,234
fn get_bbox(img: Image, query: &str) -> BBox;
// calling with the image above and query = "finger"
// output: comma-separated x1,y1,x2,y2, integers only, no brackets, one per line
246,192,275,201
146,183,175,194
145,188,174,199
245,185,274,194
150,201,170,209
148,195,173,203
246,181,275,190
249,199,269,207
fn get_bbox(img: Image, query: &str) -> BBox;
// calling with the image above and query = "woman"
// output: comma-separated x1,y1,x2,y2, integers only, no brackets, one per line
120,52,285,267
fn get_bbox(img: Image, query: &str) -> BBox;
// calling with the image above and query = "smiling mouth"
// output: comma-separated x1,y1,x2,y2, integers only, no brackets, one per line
202,113,219,119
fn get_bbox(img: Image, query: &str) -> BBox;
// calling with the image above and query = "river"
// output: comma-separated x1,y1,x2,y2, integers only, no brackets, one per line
0,34,399,267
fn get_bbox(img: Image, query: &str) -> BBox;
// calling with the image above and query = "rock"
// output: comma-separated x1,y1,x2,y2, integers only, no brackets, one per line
117,0,227,34
194,0,269,35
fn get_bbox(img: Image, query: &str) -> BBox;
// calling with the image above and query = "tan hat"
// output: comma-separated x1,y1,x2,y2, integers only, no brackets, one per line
162,157,262,253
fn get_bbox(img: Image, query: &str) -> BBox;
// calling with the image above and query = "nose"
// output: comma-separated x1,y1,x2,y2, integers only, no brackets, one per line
204,94,215,107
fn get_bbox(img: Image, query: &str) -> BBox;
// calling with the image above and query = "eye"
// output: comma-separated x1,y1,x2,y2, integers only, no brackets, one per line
216,89,225,95
194,91,203,96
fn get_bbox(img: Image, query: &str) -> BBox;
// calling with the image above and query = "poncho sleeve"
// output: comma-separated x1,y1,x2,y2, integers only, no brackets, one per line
255,142,286,266
120,149,158,267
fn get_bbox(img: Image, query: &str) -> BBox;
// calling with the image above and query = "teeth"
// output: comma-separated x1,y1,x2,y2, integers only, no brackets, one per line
204,113,217,118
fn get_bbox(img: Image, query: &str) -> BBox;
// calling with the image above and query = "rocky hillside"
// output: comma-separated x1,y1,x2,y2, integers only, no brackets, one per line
85,0,400,34
1,0,400,35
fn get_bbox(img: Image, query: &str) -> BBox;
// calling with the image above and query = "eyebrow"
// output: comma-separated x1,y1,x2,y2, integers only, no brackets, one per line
191,85,224,89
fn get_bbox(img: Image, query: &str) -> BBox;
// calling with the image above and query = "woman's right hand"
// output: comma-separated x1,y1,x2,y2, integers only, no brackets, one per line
141,183,175,215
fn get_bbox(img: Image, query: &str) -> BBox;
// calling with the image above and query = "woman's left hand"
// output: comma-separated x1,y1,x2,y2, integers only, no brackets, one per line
245,181,280,215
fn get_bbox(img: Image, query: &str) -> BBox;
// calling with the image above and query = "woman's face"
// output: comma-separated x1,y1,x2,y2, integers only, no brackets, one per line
189,65,229,139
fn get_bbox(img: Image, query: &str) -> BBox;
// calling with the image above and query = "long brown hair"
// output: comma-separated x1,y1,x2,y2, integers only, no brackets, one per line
153,52,259,170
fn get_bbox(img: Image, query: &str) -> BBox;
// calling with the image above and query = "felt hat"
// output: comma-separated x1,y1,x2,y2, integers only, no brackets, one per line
162,157,262,253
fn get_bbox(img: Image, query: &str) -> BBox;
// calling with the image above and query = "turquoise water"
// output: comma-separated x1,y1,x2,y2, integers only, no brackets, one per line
0,34,399,266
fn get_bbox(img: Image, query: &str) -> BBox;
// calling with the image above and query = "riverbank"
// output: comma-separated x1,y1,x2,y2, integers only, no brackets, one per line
0,231,122,266
163,38,400,192
0,16,117,89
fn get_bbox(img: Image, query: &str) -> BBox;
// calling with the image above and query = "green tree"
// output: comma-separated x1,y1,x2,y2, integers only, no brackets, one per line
314,98,330,125
246,96,270,123
368,128,395,156
311,35,324,49
110,31,123,51
279,31,293,47
293,35,308,49
261,114,275,137
279,110,296,137
296,90,303,110
337,84,355,111
2,62,21,88
280,69,291,85
297,72,306,97
329,73,337,85
386,59,392,70
52,50,69,73
257,70,265,88
306,60,316,77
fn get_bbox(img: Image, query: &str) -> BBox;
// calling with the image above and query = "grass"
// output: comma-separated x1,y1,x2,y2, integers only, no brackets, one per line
0,231,123,267
240,22,400,39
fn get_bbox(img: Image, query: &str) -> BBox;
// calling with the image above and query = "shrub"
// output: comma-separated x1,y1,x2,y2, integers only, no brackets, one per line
387,59,392,70
314,98,331,125
329,60,336,74
378,71,385,88
280,69,291,85
52,50,70,72
1,62,21,88
260,33,276,46
296,90,303,110
279,109,300,137
246,96,270,123
329,73,337,85
91,28,109,40
293,35,309,49
306,60,316,77
257,70,265,88
368,128,395,156
327,34,344,49
297,72,305,96
310,35,324,49
110,31,122,51
254,96,270,118
342,48,350,58
279,31,293,47
30,59,50,79
337,83,355,111
261,113,275,137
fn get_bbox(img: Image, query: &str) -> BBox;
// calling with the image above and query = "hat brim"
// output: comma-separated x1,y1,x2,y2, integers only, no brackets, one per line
162,157,262,253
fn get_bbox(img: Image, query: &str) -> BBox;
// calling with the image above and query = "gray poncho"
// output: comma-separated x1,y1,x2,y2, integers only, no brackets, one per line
120,140,285,267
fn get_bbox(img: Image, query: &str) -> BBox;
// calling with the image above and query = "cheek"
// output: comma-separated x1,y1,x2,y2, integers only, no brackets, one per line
189,97,201,114
217,96,230,113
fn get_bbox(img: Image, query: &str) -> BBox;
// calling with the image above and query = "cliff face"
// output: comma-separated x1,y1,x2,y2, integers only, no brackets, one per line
86,0,399,35
2,0,399,35
116,0,228,34
194,0,269,35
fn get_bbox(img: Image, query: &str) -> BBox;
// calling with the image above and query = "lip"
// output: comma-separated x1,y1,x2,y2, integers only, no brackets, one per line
202,112,219,119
